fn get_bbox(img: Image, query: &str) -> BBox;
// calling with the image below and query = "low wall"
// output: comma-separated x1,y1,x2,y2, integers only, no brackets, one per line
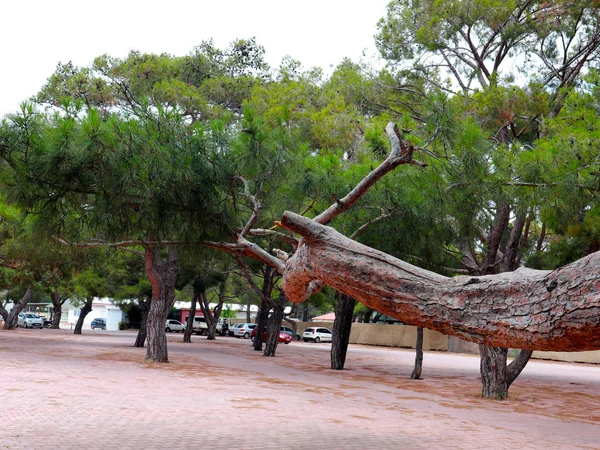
532,350,600,364
349,323,448,351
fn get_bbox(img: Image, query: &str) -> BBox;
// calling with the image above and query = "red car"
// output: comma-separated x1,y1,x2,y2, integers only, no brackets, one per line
250,328,292,344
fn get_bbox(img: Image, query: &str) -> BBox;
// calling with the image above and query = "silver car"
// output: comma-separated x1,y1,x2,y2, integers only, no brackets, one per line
17,313,44,329
233,323,257,339
303,327,333,343
165,319,185,332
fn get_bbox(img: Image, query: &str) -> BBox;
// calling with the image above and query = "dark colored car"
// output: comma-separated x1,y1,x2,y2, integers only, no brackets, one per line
250,328,292,344
91,318,106,330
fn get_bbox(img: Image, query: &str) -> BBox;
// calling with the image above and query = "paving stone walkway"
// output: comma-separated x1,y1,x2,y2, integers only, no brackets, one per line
0,329,598,449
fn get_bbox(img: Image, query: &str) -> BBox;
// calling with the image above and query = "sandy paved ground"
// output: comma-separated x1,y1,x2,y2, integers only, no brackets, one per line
0,328,598,449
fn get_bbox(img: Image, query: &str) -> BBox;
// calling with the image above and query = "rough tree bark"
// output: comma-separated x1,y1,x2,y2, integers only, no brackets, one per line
264,291,286,357
74,298,93,334
331,292,356,370
279,211,600,352
253,300,270,351
183,291,197,343
50,289,67,329
144,247,179,363
0,288,34,330
411,327,424,380
479,345,533,399
478,205,532,398
134,295,152,348
198,291,214,339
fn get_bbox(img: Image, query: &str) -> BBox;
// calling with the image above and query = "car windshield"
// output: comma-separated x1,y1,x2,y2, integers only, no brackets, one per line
305,328,315,333
25,314,38,318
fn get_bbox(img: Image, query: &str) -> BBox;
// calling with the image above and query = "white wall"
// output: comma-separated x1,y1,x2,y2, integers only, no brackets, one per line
105,308,123,331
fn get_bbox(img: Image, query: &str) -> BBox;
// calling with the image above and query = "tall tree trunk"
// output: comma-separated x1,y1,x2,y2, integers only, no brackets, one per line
183,291,197,343
500,208,527,272
478,346,532,399
0,288,34,330
134,296,152,348
480,207,530,398
302,303,309,322
253,265,275,351
264,292,286,357
215,276,228,336
246,297,252,323
536,222,547,252
481,200,510,273
479,345,509,399
279,211,600,352
331,293,356,370
50,289,63,329
198,291,219,340
74,298,93,335
253,300,270,351
144,247,179,363
411,327,424,380
361,307,373,323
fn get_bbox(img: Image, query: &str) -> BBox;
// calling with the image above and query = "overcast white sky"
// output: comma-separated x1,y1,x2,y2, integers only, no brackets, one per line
1,0,390,117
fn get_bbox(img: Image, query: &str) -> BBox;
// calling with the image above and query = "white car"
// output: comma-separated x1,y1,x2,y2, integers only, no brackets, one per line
233,323,257,339
165,319,185,332
17,313,44,329
303,327,333,343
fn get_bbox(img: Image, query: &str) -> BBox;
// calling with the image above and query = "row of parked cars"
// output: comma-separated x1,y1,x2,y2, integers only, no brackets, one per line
14,313,334,343
228,323,334,344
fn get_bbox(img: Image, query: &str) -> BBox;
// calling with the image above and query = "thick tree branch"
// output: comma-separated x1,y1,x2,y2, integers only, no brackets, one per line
279,211,600,352
313,123,425,225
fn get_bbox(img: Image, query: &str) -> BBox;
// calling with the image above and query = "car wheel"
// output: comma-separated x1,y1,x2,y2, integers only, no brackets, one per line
243,332,250,339
23,322,28,329
102,326,106,330
303,338,308,342
315,337,321,343
284,341,290,344
166,327,171,332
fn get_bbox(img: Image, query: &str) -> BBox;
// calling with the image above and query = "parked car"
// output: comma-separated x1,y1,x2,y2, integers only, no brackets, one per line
190,316,208,335
233,323,257,339
280,326,301,340
165,319,185,332
17,313,44,329
303,327,333,343
91,318,106,330
229,322,244,337
250,328,292,344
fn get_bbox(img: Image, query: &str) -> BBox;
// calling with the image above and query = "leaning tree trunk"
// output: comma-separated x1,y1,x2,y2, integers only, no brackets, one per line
411,327,424,380
0,288,34,330
183,291,197,343
50,289,63,329
134,296,152,348
264,292,287,357
74,298,93,334
144,247,179,363
198,291,217,340
199,288,226,340
331,293,356,370
279,211,600,352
